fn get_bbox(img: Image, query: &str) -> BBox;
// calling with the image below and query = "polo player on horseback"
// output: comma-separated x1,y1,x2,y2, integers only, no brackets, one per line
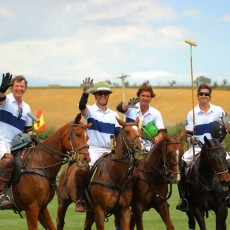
0,73,34,208
76,77,121,212
176,83,230,211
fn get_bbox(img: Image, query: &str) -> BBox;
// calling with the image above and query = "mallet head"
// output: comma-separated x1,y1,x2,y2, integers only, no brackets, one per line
185,39,197,47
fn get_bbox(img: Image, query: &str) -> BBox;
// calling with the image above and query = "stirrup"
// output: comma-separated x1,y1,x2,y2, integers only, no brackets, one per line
225,196,230,208
0,195,13,210
75,200,86,212
176,198,188,212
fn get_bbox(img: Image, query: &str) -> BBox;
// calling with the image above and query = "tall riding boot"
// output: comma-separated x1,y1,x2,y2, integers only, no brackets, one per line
75,167,89,212
0,153,15,208
225,159,230,208
176,160,188,212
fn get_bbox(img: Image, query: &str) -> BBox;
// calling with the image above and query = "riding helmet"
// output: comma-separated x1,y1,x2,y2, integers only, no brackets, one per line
11,133,32,152
91,81,112,95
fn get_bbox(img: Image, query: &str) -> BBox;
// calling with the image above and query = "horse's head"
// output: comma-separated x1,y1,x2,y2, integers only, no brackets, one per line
116,117,146,161
161,129,186,183
65,113,92,167
204,136,230,189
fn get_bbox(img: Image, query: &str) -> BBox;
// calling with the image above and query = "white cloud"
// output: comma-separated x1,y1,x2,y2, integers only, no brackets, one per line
0,1,229,86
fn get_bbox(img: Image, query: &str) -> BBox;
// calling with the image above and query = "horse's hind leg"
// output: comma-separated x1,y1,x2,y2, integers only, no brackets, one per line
38,206,56,230
56,199,71,230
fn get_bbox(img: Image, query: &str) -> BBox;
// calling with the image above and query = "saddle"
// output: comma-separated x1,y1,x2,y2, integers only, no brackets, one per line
82,152,110,212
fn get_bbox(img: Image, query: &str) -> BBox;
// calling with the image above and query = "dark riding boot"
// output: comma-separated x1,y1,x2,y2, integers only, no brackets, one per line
225,159,230,208
176,160,188,212
75,167,89,212
0,153,15,209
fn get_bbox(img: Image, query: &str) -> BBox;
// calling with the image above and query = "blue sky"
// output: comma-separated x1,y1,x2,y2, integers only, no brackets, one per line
0,0,229,86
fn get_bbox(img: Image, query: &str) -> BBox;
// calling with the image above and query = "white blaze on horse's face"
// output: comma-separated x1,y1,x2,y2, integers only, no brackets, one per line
132,125,146,151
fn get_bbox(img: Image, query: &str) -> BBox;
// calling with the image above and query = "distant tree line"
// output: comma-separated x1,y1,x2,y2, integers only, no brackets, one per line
105,75,229,89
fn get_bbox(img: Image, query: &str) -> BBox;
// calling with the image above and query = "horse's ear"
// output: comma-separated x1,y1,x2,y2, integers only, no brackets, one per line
75,113,82,124
204,135,208,144
136,117,140,125
161,131,168,140
116,117,125,127
179,129,187,141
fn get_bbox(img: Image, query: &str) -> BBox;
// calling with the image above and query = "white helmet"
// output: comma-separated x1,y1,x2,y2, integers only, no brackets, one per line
91,81,112,95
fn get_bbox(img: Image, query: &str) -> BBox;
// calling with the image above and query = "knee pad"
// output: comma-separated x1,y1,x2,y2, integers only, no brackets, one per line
0,153,15,181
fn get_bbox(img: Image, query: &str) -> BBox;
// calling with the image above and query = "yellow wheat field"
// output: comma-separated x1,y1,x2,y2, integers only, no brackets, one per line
23,88,230,130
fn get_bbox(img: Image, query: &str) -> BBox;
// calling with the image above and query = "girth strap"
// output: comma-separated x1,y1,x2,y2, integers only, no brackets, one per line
21,168,56,182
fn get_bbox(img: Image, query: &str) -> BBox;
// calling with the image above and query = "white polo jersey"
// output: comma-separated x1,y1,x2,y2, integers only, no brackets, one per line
186,103,224,144
0,93,32,145
124,102,164,150
183,103,229,165
84,103,120,149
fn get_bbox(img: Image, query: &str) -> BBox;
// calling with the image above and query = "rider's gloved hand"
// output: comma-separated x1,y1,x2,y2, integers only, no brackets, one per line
128,97,140,109
0,73,13,93
190,136,199,145
82,77,94,94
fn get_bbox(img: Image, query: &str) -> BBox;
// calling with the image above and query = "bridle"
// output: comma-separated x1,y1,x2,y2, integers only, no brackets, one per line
205,144,229,176
67,121,89,161
162,140,182,176
111,123,146,163
21,121,90,178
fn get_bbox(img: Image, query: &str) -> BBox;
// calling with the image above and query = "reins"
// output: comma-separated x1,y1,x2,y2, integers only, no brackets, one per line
22,121,89,179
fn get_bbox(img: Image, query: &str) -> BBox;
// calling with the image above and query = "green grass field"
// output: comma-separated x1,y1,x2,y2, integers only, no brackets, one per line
0,184,229,229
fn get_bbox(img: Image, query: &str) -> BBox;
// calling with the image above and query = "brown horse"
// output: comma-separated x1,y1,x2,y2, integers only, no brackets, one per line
130,130,186,230
7,113,91,230
81,118,146,230
56,157,90,230
185,137,230,230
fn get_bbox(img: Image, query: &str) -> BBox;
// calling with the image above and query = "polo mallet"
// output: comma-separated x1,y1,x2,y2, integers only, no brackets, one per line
185,39,197,159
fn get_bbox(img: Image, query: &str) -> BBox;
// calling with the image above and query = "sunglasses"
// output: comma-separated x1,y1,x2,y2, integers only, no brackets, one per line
198,92,210,97
96,92,110,96
18,108,23,119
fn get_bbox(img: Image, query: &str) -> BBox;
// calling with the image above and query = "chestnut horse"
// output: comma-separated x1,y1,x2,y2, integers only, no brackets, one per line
130,130,186,230
185,137,230,230
82,118,146,230
56,156,90,230
7,113,91,230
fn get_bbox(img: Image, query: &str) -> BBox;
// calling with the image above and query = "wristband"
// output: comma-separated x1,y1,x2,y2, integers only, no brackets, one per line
79,93,89,110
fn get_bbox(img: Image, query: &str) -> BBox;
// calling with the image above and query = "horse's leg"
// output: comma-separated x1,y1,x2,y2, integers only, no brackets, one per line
215,206,227,230
193,207,206,230
186,207,196,230
38,206,56,230
84,211,95,230
155,202,174,230
115,207,131,230
94,207,106,230
130,205,145,230
56,198,72,230
25,204,40,230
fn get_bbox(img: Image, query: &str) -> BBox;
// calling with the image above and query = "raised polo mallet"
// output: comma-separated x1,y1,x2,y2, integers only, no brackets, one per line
185,39,197,133
185,39,197,159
